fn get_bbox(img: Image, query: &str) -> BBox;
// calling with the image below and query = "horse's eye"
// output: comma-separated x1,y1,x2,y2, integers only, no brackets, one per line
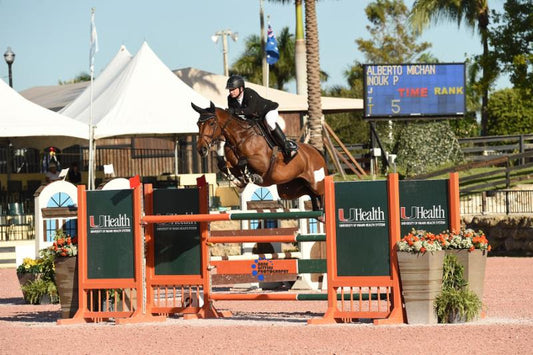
209,121,215,126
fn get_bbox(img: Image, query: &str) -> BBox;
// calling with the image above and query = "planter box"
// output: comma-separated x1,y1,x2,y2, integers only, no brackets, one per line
397,251,444,324
445,249,487,302
54,256,79,319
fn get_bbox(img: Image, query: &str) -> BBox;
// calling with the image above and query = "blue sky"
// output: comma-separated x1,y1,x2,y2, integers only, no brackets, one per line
0,0,507,93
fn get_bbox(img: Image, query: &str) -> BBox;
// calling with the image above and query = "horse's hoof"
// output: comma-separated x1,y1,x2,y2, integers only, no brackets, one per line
231,178,246,188
251,174,263,184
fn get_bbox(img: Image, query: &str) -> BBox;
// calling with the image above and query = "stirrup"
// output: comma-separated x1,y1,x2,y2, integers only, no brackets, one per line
282,143,298,161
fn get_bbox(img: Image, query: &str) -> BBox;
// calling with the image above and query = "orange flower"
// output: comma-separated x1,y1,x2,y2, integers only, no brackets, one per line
469,246,475,252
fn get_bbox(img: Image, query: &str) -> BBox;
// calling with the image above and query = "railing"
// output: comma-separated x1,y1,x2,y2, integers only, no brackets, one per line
461,190,533,215
0,146,195,176
0,214,35,242
458,134,533,162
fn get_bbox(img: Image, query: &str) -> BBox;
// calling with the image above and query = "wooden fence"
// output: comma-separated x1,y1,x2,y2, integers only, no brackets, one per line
458,134,533,161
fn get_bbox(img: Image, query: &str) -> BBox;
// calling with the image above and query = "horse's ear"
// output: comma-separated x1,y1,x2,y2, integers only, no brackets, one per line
209,101,216,113
191,102,203,114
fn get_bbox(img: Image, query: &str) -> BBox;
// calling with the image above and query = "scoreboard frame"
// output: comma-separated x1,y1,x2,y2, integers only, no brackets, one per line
363,62,466,120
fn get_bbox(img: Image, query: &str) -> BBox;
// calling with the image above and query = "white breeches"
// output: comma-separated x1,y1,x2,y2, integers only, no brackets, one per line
265,110,280,131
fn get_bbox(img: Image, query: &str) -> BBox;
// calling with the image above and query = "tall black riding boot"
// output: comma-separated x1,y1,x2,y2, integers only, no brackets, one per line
271,124,297,160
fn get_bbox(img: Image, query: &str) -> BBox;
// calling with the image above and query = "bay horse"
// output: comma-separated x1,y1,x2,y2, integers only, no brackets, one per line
191,102,327,211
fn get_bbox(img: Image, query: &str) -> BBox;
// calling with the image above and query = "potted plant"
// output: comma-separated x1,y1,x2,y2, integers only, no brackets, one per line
396,230,447,324
20,278,59,305
435,253,482,323
442,228,491,302
16,257,45,287
16,252,57,305
44,230,79,319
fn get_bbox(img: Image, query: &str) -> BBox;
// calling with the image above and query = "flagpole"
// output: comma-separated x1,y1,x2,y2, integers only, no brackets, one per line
88,7,98,190
266,62,269,90
89,76,94,190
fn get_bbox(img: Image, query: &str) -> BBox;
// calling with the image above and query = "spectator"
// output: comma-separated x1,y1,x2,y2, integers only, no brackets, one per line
67,162,82,185
45,162,61,183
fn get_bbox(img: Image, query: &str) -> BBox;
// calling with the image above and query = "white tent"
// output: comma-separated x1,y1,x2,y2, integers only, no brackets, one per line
0,78,89,149
64,42,210,139
60,45,133,118
174,67,364,113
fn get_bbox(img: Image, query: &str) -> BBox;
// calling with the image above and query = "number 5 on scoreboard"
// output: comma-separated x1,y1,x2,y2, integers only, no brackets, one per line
391,99,401,114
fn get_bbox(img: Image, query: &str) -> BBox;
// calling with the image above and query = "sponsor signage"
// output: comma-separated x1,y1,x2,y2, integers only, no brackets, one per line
86,190,134,279
399,180,449,236
363,63,465,119
334,180,390,276
153,188,201,275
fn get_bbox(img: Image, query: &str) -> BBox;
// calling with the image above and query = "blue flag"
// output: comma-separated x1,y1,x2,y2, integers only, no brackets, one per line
265,24,279,65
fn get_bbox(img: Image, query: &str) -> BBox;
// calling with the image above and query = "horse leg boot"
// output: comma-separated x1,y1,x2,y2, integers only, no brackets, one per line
238,157,263,185
271,124,298,161
216,156,227,171
216,141,244,187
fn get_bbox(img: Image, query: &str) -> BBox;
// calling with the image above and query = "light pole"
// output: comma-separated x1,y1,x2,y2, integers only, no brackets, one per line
211,30,238,76
3,47,15,88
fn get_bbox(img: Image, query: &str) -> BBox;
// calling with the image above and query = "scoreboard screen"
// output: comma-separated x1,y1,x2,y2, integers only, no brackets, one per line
363,63,465,119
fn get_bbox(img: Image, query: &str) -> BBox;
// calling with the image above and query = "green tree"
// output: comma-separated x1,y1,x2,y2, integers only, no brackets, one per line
231,27,296,91
396,120,464,177
342,0,433,151
325,85,369,144
486,88,533,136
489,0,533,96
409,0,496,136
58,72,91,85
357,0,432,64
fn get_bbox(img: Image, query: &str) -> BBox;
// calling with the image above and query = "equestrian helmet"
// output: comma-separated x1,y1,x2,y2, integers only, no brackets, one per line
226,75,245,90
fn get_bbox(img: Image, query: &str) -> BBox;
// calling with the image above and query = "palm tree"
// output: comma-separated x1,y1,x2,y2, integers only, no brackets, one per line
409,0,492,135
231,27,296,90
303,0,324,152
267,0,324,151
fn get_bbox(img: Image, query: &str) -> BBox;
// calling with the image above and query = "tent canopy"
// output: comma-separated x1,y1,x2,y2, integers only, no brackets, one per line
60,45,133,119
63,42,210,139
174,67,364,113
0,78,89,149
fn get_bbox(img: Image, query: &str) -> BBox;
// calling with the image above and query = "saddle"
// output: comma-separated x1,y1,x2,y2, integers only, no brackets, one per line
229,111,276,150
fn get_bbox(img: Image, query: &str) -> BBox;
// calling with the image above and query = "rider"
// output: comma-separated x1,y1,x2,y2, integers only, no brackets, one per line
216,75,297,170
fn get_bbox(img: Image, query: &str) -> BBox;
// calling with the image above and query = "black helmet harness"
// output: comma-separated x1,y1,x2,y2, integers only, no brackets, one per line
226,75,245,91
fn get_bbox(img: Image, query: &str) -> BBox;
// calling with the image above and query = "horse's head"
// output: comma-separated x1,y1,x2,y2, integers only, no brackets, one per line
191,101,222,157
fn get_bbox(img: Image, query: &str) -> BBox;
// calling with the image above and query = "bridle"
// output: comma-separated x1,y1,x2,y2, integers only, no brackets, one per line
197,109,260,152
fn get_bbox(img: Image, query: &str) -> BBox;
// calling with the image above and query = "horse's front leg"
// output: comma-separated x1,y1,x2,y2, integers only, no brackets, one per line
237,157,263,185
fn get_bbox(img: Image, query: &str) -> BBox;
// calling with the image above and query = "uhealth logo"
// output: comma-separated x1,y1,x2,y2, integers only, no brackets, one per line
89,214,131,229
250,256,274,281
400,205,446,220
338,207,385,222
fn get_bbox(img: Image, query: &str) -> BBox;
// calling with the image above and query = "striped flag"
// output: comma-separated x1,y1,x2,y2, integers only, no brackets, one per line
265,24,279,65
89,8,99,73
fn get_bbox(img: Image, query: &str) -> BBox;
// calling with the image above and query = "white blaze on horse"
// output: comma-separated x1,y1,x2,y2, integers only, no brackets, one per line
192,102,327,211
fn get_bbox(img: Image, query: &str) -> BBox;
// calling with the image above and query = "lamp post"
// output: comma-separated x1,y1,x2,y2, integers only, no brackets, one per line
3,47,15,88
211,30,238,76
